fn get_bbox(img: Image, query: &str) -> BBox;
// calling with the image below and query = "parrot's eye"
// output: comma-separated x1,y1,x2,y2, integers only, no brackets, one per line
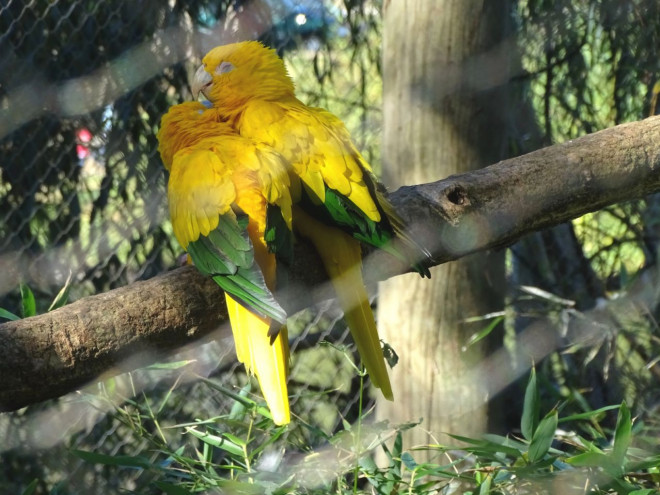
216,62,235,75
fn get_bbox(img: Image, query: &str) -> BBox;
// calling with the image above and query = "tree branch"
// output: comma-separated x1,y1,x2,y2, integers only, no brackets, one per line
2,115,659,411
0,268,232,411
364,115,660,279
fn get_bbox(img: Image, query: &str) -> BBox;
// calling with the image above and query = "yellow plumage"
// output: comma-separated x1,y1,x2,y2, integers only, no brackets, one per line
294,208,393,399
158,101,292,424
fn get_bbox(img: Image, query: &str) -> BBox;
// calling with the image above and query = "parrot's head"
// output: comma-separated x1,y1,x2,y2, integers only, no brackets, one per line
192,41,295,110
157,101,229,171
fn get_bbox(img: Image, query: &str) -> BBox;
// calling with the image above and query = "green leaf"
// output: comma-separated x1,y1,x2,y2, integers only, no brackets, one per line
199,378,258,408
20,283,36,318
103,377,116,396
401,452,417,470
359,455,378,473
619,263,630,288
392,431,403,460
250,424,288,458
0,307,20,321
462,315,504,351
185,427,244,457
228,383,251,421
152,481,194,495
376,437,395,468
558,404,621,423
214,480,265,494
518,285,575,306
611,401,632,469
478,474,492,495
223,432,246,448
72,449,155,470
481,433,528,451
565,451,610,468
528,410,558,463
144,360,195,370
626,454,660,471
48,272,72,311
521,368,540,441
21,479,39,495
445,434,522,458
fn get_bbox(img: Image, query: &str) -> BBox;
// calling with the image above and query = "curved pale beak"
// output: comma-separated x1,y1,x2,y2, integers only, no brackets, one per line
191,65,212,100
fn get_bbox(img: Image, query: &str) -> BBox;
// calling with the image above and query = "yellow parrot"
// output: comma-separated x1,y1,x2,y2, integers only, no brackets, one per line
158,101,294,425
188,41,432,409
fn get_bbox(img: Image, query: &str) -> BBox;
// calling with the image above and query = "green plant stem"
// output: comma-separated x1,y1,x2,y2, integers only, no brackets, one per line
244,418,253,475
353,368,365,494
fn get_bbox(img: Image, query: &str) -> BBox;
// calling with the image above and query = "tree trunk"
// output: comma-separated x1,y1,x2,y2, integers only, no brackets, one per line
378,0,513,447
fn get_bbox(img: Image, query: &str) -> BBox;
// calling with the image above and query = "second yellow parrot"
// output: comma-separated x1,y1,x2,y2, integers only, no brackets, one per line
158,101,294,425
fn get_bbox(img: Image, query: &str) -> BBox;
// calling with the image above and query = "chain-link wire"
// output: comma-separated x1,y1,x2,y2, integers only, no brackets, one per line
3,0,660,492
0,1,383,491
508,0,660,428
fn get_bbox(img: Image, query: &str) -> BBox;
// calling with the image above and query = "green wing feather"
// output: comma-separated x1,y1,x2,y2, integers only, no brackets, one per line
241,99,432,276
264,204,295,266
361,170,434,278
299,185,432,277
286,105,433,276
187,211,287,324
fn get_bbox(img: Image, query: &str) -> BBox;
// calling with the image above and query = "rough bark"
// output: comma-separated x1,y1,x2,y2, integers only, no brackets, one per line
1,115,660,412
368,115,660,279
377,0,512,444
0,268,231,411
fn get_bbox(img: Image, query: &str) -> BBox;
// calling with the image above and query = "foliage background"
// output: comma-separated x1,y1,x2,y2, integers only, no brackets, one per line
0,0,659,492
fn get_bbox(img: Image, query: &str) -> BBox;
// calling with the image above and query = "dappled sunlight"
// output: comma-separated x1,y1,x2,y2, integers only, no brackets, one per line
2,0,660,493
0,186,170,298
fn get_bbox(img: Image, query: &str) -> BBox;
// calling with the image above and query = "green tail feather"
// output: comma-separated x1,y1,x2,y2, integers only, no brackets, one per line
264,205,294,265
299,184,433,277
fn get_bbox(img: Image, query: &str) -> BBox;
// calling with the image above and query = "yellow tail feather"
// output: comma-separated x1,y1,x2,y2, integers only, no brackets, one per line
225,294,291,424
294,209,393,400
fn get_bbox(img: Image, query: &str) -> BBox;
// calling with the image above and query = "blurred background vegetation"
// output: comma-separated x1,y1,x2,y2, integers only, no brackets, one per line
0,0,659,493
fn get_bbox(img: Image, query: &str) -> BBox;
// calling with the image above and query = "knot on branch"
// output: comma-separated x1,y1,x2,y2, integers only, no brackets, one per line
446,184,469,206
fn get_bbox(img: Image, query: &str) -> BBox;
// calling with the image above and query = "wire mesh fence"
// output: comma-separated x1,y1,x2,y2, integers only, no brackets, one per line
0,0,382,300
2,0,660,492
0,1,384,491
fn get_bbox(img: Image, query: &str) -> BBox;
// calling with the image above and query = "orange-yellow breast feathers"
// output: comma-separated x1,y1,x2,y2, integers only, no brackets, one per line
158,102,293,250
157,101,230,171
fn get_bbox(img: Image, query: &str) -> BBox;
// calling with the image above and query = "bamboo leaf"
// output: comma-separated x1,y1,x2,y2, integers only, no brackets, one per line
185,427,244,457
611,401,632,471
20,479,39,495
566,451,610,468
0,308,20,321
528,410,558,463
521,368,540,441
47,271,72,311
72,449,155,470
20,283,36,318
